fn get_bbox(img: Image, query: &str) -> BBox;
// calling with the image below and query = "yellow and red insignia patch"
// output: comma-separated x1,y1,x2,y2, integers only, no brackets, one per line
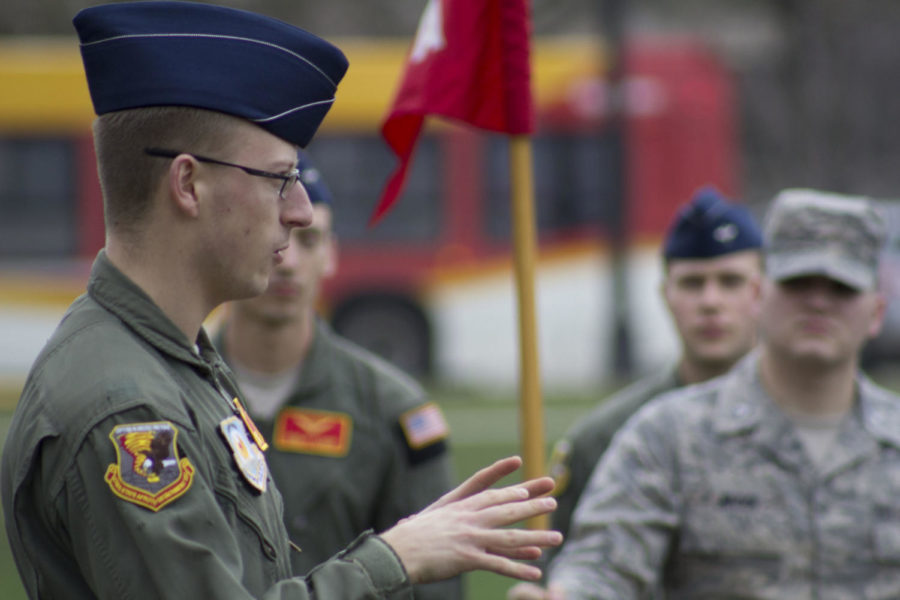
274,408,352,457
105,421,194,512
399,402,449,450
547,439,572,497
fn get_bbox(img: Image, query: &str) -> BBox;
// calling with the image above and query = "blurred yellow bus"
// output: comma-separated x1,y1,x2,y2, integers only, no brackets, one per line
0,35,738,389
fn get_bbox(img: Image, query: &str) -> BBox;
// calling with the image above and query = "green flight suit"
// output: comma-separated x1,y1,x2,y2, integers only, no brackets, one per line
1,251,413,599
215,320,460,599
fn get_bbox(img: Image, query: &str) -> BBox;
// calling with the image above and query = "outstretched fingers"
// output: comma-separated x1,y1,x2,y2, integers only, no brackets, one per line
463,490,558,527
519,476,556,499
487,545,546,561
461,476,556,515
429,456,524,510
381,456,564,586
480,525,563,556
472,552,545,582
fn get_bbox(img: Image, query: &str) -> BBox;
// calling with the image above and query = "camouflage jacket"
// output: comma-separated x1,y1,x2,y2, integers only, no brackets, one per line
548,351,900,599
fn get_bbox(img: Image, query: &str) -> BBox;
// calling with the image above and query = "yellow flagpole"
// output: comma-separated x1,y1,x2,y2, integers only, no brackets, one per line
509,134,547,530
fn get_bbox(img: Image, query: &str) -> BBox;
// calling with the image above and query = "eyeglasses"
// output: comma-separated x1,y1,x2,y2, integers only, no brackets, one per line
144,147,300,200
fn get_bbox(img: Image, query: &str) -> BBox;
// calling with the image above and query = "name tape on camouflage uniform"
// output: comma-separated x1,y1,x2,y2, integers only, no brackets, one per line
105,421,194,511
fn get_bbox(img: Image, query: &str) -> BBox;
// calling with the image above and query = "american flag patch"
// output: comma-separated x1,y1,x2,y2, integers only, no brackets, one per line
399,402,449,450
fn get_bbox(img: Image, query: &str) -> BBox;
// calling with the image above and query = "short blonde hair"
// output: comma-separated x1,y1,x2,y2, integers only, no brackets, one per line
92,107,244,233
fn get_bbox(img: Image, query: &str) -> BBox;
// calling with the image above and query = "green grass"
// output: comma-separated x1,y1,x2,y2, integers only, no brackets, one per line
0,386,601,600
0,411,25,600
440,389,597,600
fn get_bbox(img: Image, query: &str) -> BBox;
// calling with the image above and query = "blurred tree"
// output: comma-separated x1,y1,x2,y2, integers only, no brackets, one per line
740,0,900,204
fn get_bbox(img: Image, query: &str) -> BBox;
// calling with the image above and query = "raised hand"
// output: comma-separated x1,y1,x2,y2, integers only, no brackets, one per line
380,456,563,583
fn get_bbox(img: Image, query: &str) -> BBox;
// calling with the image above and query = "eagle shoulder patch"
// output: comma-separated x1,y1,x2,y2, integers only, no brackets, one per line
105,421,194,512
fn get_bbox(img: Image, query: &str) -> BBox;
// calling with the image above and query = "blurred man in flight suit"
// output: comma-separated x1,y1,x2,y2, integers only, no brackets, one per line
215,151,461,598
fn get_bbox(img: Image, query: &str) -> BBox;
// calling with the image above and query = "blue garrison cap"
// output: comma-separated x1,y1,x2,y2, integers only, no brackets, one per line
296,150,332,205
663,186,762,259
73,1,348,148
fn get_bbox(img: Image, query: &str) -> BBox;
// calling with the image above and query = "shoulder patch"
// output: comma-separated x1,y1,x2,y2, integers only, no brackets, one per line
105,421,194,512
547,439,572,497
274,407,352,457
399,402,449,450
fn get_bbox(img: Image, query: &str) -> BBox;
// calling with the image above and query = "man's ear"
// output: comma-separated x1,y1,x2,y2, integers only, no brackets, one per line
167,154,202,218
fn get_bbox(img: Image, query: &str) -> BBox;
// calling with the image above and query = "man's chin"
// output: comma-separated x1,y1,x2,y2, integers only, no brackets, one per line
787,348,842,369
250,305,302,328
692,346,748,371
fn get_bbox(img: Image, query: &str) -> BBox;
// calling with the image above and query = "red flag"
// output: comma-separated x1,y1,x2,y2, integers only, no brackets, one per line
372,0,533,225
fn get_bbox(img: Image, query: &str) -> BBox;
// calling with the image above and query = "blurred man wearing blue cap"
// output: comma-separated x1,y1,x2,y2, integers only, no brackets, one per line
0,3,561,599
543,189,900,598
510,185,763,600
213,151,461,599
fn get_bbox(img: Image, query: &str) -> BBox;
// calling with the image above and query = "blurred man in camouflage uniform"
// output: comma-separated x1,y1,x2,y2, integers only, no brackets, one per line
509,187,763,600
547,189,898,599
214,150,460,598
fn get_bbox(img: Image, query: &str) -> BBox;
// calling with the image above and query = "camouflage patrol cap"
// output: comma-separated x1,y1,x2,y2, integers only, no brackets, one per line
764,188,886,291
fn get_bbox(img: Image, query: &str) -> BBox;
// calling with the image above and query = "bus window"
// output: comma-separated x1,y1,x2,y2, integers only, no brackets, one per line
0,138,77,258
482,132,621,241
309,134,442,244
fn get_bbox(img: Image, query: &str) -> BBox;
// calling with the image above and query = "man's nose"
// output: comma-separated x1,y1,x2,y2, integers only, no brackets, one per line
282,182,313,229
699,282,724,306
800,282,835,309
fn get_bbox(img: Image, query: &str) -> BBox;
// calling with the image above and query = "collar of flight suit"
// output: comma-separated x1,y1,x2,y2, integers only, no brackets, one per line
87,249,220,371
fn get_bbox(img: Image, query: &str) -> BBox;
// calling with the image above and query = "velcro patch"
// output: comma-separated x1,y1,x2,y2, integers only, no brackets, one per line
399,402,449,450
274,408,352,457
105,421,194,512
547,439,572,497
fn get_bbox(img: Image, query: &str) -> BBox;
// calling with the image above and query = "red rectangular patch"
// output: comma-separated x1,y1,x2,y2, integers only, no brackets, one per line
274,408,352,457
